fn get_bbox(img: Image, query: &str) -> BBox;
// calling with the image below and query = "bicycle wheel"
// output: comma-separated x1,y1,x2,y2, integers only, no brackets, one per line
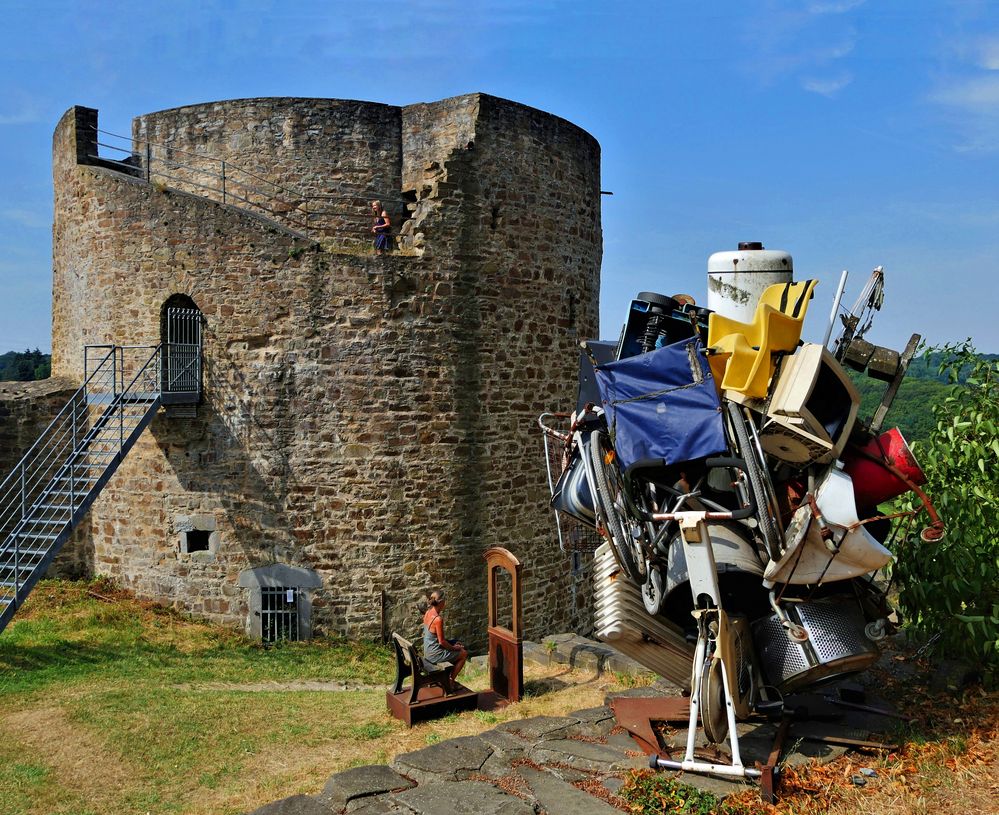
726,402,783,559
589,430,643,583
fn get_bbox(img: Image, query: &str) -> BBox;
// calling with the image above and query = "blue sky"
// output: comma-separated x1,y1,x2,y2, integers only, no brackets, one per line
1,0,998,354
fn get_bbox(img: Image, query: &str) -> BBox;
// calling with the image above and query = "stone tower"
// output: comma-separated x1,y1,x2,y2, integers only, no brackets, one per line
50,94,601,644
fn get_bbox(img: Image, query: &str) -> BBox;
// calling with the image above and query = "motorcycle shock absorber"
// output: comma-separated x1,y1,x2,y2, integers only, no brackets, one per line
640,311,668,353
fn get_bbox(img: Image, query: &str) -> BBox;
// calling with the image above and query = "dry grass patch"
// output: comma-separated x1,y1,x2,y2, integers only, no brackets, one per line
0,706,139,815
0,581,647,815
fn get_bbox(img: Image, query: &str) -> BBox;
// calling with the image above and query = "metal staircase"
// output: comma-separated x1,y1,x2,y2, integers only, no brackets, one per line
0,344,173,634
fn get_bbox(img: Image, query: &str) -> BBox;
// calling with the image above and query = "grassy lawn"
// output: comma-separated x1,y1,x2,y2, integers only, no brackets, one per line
0,580,638,815
4,580,996,815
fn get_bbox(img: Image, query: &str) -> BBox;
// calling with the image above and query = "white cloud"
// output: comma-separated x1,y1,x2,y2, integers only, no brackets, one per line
930,74,999,109
807,0,866,13
976,35,999,69
924,25,999,153
740,1,860,95
801,72,854,96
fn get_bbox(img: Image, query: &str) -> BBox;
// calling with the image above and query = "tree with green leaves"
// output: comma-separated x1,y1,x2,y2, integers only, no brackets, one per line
892,342,999,672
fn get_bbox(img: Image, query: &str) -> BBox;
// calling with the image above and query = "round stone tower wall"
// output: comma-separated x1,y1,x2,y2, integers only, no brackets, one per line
50,94,601,646
134,98,403,245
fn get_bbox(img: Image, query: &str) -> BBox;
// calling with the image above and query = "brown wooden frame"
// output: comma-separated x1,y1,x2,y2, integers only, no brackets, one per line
483,547,523,703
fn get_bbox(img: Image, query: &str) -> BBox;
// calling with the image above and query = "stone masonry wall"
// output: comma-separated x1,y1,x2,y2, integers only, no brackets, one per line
133,99,403,247
49,95,601,646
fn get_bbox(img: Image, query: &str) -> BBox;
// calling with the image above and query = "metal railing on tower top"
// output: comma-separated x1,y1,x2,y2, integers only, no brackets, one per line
84,125,406,244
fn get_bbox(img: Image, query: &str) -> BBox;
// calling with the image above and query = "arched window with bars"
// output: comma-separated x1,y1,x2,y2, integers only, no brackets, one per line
160,294,203,404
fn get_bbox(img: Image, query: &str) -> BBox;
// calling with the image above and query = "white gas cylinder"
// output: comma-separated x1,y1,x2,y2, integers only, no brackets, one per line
707,241,793,322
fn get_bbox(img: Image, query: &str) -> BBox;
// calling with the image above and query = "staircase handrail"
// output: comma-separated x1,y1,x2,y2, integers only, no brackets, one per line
0,344,166,632
0,346,115,497
0,345,160,539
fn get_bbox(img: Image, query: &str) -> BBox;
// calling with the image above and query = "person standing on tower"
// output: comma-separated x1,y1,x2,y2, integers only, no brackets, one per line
371,200,392,255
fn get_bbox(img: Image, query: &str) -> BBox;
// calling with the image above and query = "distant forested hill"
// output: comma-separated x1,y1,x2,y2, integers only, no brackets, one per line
848,351,998,444
0,349,51,382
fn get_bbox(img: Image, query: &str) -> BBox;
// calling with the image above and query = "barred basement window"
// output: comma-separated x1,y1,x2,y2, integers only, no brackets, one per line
237,563,321,642
261,587,300,643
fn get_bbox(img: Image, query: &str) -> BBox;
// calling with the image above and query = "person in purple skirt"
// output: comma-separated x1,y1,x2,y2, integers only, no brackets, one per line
370,200,392,255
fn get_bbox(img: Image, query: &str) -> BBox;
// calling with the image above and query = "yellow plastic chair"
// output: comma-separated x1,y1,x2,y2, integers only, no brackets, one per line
707,279,818,399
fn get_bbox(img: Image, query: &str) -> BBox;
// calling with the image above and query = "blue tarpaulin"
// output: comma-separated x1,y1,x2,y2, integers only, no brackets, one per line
595,338,726,471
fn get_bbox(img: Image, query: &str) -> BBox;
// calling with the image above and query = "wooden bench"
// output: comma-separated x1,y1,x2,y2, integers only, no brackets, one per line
391,632,455,705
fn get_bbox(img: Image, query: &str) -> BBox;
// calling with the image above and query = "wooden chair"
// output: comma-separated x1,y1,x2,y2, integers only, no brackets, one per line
391,632,454,704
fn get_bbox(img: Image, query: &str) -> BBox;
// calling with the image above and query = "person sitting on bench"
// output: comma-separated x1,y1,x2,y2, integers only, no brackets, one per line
422,589,467,681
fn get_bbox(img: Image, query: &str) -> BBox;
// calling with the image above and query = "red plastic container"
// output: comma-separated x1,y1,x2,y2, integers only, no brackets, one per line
843,427,927,507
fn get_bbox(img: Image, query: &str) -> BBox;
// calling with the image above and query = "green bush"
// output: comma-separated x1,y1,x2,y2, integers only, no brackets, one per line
619,771,754,814
892,342,999,671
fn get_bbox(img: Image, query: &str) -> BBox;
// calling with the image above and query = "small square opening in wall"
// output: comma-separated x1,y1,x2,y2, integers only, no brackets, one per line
176,514,219,557
186,530,211,552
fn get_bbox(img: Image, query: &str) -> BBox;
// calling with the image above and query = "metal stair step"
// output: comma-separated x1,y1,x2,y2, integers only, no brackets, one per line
0,548,49,560
16,513,70,535
10,531,62,542
2,557,51,570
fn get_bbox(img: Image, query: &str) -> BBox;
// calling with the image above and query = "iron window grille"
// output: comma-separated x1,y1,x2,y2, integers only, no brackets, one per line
260,586,300,643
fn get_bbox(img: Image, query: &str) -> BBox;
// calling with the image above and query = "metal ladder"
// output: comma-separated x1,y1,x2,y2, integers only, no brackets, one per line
0,345,164,634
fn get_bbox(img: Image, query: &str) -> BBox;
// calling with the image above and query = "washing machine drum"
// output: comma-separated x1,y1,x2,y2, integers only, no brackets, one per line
752,597,880,692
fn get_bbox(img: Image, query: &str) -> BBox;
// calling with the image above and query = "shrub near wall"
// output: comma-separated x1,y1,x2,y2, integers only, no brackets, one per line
893,342,999,674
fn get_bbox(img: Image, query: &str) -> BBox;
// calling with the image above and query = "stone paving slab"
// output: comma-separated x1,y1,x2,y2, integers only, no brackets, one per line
346,797,408,814
516,766,620,815
478,751,519,781
391,780,535,815
530,737,644,773
321,765,415,810
523,641,566,667
564,706,618,739
602,776,625,796
603,680,683,706
567,706,617,723
245,794,330,815
478,727,532,757
495,715,578,742
391,735,494,785
566,718,618,740
544,765,595,784
248,666,901,813
605,732,640,752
